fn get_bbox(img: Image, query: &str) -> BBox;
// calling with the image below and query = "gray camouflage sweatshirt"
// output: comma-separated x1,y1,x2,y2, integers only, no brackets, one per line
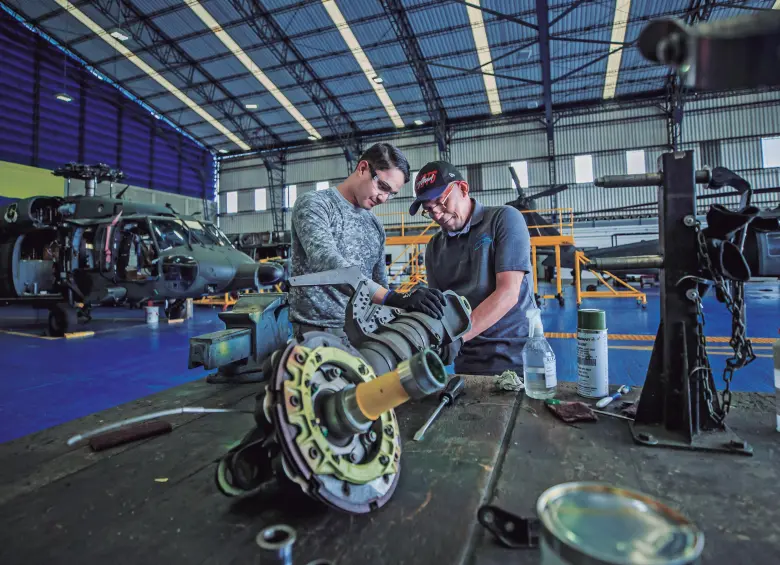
289,187,388,328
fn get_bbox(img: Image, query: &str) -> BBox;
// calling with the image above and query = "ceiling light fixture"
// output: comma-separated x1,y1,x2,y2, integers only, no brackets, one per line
218,149,228,154
109,29,129,42
465,0,502,115
413,119,424,125
307,135,318,141
55,92,73,102
53,0,249,150
245,103,258,109
602,0,631,99
186,0,322,140
322,0,404,128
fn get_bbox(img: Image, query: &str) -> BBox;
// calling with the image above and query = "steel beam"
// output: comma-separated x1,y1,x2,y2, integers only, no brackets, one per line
450,0,537,31
379,0,452,161
262,149,287,235
87,0,282,150
226,0,361,171
535,0,557,211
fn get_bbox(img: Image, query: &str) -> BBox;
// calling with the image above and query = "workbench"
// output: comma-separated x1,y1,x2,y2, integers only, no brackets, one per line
0,378,777,564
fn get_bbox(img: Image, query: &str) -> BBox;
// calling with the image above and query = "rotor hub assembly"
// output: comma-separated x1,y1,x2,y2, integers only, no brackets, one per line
216,331,447,514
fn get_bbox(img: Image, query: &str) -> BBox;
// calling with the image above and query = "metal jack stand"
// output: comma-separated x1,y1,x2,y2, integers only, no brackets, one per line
594,151,752,456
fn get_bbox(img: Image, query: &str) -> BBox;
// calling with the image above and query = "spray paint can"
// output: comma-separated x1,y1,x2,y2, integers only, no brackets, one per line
537,482,704,565
577,309,608,398
774,330,780,432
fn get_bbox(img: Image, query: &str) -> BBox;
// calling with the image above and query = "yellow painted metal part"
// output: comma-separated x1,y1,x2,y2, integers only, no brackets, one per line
574,250,647,305
355,368,410,421
281,345,400,485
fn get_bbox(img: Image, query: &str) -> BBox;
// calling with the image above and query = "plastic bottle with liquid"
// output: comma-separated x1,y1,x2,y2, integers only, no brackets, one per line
522,308,557,399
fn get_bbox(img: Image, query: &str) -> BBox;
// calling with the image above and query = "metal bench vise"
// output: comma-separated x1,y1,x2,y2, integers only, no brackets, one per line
188,293,290,383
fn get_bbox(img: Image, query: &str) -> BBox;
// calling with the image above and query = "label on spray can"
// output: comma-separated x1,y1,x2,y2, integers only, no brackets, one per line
577,329,608,398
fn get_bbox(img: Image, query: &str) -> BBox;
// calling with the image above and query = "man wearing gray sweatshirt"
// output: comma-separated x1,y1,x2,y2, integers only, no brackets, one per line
289,143,446,345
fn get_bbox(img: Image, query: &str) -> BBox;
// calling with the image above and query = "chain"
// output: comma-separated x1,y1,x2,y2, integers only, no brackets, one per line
690,223,757,423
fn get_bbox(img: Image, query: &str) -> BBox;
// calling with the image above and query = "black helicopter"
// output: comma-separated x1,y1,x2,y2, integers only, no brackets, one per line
0,163,283,336
507,166,780,283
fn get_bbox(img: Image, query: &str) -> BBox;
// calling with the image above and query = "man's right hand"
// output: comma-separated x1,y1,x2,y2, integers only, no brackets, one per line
384,287,447,318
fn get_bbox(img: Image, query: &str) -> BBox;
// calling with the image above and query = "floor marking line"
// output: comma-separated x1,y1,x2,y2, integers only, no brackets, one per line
607,344,771,358
0,330,58,340
546,332,777,344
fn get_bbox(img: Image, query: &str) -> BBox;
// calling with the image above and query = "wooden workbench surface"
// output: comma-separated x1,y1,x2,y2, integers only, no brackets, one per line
0,379,777,564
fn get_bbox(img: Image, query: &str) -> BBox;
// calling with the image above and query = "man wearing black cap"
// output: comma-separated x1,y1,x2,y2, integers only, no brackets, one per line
289,143,447,346
410,161,535,375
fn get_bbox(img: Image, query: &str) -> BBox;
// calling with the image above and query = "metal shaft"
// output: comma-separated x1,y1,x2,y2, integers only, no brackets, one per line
413,399,448,441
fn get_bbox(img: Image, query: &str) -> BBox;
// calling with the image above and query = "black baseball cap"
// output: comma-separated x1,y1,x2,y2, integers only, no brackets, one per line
409,161,464,216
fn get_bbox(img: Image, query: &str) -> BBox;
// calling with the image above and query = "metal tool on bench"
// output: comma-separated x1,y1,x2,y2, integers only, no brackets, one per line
413,375,465,441
188,265,472,383
289,266,472,375
188,292,290,383
214,332,447,514
591,154,780,456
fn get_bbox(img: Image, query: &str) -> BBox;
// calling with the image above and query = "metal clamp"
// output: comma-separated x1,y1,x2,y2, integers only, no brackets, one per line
477,505,541,549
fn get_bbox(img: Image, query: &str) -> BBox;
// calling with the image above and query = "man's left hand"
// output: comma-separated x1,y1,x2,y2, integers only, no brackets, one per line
438,337,463,366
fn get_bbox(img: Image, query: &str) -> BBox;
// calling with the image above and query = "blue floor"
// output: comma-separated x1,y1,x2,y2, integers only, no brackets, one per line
0,281,778,443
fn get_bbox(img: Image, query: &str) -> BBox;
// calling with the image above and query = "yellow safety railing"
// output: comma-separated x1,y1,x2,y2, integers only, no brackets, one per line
574,251,647,307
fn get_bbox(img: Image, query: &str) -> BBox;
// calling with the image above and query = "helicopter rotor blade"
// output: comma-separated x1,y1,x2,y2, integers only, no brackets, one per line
527,184,569,201
508,166,525,200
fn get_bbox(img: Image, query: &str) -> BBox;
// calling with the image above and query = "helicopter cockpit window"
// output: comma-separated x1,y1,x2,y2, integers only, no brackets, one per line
117,220,157,279
181,219,223,246
203,223,232,247
151,219,191,251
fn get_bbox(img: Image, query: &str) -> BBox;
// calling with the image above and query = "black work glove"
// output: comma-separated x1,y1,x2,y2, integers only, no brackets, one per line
384,287,446,319
438,338,463,366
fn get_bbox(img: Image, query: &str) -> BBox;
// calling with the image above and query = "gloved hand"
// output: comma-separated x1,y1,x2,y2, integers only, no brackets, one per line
438,337,463,366
383,287,446,319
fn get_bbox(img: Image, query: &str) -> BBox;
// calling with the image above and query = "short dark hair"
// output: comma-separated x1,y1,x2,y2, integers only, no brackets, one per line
359,143,411,183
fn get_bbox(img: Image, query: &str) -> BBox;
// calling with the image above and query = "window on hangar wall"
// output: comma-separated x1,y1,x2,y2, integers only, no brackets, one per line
510,161,529,188
574,155,594,184
255,188,267,211
761,137,780,168
316,181,329,191
286,185,298,208
226,192,238,214
626,150,646,175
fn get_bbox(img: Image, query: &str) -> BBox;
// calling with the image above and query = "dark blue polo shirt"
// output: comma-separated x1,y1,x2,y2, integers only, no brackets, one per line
424,199,535,375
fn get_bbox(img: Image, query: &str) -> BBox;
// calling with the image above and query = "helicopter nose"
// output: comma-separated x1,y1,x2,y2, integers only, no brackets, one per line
226,261,284,291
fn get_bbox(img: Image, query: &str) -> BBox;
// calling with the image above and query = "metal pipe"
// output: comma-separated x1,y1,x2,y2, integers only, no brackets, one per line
589,255,665,271
595,169,711,188
256,524,296,565
321,349,446,439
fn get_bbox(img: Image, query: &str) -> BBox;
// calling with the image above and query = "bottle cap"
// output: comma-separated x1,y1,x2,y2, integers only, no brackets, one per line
578,309,606,331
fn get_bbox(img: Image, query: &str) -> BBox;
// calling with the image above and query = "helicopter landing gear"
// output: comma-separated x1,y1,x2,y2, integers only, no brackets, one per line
165,299,187,321
48,303,88,337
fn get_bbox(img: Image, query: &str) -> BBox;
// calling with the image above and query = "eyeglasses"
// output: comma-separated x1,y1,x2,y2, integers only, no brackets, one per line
421,184,455,218
368,163,398,200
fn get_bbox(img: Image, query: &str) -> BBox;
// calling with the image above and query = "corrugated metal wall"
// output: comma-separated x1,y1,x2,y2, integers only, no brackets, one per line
0,9,215,201
218,91,780,236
